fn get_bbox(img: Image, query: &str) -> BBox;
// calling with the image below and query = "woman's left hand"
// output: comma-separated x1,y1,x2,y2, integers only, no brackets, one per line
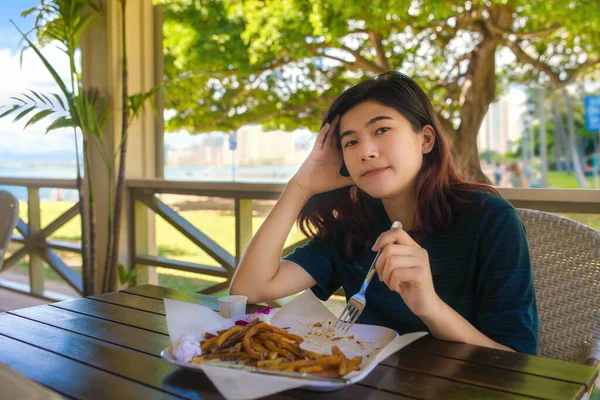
372,223,442,319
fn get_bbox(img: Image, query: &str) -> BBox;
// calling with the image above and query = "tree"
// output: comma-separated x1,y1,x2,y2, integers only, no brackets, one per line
513,88,597,175
158,0,599,182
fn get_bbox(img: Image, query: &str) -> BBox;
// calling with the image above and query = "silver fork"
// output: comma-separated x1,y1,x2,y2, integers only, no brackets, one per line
333,221,401,334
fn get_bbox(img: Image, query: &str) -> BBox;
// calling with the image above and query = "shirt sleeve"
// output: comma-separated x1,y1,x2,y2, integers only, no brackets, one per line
283,239,341,301
475,205,539,355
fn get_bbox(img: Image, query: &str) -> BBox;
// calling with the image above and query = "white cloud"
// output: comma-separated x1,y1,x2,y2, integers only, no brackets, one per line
0,42,75,155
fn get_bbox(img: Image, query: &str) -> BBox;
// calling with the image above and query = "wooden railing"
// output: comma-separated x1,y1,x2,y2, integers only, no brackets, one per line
127,179,307,295
2,176,599,301
0,178,82,301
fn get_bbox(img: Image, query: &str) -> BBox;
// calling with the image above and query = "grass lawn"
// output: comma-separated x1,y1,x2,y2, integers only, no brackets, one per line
547,171,595,188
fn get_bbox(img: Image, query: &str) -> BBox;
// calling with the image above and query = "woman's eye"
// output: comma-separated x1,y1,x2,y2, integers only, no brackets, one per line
343,140,357,148
376,127,390,135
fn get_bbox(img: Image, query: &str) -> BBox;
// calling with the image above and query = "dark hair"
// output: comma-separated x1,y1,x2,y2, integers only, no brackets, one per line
298,71,499,259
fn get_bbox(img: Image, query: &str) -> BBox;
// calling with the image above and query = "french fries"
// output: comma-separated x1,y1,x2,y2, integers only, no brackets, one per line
190,320,362,377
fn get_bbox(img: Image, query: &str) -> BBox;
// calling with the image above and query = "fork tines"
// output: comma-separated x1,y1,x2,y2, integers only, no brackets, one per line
332,300,363,334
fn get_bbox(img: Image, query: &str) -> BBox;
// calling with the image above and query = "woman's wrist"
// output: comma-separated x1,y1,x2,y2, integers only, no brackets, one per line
418,294,447,328
288,176,315,199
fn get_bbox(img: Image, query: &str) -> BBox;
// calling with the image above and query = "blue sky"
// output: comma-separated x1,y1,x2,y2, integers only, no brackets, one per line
0,1,79,156
0,1,40,52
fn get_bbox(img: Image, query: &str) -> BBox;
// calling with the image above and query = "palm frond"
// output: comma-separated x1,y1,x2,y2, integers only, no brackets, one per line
40,92,54,106
29,90,48,105
0,105,21,119
10,97,27,104
53,93,66,110
10,20,75,116
22,92,37,104
46,115,75,133
20,6,39,18
24,109,55,129
127,86,162,121
13,105,38,123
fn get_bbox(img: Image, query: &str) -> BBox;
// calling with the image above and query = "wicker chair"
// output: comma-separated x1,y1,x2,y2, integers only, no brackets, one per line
517,208,600,366
0,190,19,269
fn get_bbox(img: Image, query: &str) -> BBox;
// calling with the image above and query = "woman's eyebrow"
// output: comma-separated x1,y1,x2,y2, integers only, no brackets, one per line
339,115,393,140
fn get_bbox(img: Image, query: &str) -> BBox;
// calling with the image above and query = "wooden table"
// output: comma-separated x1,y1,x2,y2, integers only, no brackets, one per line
0,284,596,399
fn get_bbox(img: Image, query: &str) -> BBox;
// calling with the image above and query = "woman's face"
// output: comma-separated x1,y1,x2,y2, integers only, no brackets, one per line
338,100,435,199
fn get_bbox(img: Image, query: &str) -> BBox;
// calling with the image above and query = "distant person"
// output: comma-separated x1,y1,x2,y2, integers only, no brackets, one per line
493,162,503,186
506,162,528,188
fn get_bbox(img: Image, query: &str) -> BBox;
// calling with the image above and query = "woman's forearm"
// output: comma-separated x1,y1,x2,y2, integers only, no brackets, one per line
421,298,514,352
229,180,311,300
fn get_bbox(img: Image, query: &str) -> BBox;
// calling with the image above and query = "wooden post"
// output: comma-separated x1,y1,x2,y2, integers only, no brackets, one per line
234,198,253,271
27,188,44,295
81,0,160,291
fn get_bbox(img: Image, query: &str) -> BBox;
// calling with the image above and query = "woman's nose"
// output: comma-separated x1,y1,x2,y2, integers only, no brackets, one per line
360,142,379,161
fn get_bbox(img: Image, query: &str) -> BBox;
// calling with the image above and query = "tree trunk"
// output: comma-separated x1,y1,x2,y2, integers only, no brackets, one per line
562,88,589,187
453,131,489,182
83,138,96,295
76,175,91,296
453,35,496,183
551,98,571,173
73,127,91,297
453,6,513,183
552,128,562,171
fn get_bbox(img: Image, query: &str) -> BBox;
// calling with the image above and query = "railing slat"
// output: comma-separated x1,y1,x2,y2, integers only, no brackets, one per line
45,240,82,254
0,177,77,189
36,202,80,239
16,219,28,237
38,248,83,295
27,188,44,295
135,255,228,277
235,198,253,267
0,247,28,273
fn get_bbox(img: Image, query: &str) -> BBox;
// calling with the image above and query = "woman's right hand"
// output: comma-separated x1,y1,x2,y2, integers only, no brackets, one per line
291,116,354,195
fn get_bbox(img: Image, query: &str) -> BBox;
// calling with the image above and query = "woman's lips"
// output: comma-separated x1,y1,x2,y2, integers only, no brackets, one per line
362,167,390,177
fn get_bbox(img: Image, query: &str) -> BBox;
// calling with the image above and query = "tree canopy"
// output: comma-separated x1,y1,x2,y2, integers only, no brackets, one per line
158,0,599,181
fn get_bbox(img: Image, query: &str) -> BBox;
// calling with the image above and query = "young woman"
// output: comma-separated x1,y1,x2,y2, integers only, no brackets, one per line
230,72,538,355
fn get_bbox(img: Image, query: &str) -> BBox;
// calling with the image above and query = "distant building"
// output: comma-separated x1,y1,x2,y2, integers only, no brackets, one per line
478,90,526,155
165,126,313,167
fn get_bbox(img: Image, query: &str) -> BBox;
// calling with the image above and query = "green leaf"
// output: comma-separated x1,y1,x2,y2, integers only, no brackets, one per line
9,96,27,104
46,116,75,133
24,109,54,129
53,93,66,109
22,92,37,104
29,90,47,105
117,263,137,287
117,264,128,285
13,105,38,123
40,92,54,106
20,6,38,18
0,105,21,119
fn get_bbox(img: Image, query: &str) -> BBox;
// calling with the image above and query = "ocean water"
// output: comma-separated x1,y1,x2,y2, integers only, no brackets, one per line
0,165,299,201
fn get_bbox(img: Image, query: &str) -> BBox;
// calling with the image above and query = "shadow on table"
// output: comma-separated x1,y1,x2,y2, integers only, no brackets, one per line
162,369,219,400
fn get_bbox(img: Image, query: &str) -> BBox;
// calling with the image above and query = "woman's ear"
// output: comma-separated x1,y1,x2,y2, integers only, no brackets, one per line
421,125,435,154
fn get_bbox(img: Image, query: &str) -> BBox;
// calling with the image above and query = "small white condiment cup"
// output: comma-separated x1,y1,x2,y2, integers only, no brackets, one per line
218,295,248,318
